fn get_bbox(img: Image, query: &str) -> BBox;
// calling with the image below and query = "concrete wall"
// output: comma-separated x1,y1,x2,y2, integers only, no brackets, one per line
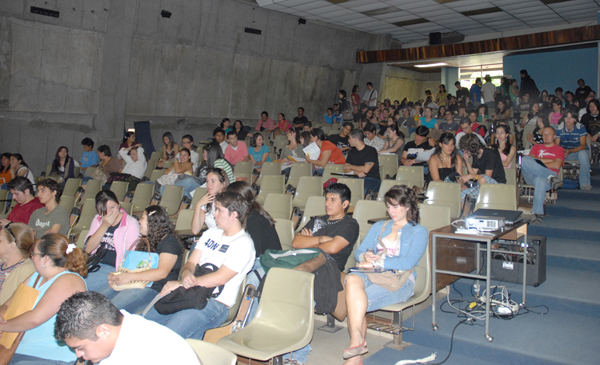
0,0,390,175
381,65,441,104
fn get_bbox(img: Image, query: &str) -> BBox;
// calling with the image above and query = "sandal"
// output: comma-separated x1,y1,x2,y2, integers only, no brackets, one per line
343,339,368,359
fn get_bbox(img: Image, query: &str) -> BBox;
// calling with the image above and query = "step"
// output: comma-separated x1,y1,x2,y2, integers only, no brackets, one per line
546,238,600,272
404,298,600,365
528,215,599,240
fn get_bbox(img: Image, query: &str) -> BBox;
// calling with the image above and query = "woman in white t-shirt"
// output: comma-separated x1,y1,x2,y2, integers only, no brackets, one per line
191,168,229,235
9,154,35,188
119,146,147,180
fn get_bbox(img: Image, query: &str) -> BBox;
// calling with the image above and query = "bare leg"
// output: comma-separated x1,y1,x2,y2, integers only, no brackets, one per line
345,274,368,348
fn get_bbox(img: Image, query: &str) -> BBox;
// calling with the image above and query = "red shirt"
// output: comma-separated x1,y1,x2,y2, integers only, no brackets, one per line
530,144,565,173
457,122,485,137
320,141,346,165
7,197,44,224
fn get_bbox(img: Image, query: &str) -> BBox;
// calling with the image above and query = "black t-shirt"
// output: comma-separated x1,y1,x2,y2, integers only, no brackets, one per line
151,234,183,292
304,215,359,271
292,116,308,127
346,145,380,180
236,129,248,141
328,134,350,151
246,209,282,257
100,221,120,266
404,140,432,152
575,85,592,101
472,148,506,184
353,111,362,123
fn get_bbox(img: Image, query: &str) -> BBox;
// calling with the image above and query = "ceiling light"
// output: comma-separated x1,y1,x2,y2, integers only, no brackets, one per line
461,7,502,16
415,63,448,68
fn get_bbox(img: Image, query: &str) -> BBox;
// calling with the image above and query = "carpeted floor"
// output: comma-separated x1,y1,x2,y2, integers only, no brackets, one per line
363,166,600,365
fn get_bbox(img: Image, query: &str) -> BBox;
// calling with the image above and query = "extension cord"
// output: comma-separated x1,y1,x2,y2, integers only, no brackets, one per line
477,296,520,316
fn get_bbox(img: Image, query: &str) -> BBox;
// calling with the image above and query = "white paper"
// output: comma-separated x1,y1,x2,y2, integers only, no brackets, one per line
268,249,317,259
416,148,436,162
303,142,321,160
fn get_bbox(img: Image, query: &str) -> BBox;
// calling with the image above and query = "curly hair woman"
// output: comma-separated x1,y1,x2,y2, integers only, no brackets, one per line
0,233,87,364
107,205,184,314
342,185,427,364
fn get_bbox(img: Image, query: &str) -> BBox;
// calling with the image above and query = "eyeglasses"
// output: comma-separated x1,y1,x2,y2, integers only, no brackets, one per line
30,252,44,259
4,223,16,241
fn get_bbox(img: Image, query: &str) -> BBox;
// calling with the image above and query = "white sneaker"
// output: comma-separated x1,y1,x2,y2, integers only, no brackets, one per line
581,185,592,191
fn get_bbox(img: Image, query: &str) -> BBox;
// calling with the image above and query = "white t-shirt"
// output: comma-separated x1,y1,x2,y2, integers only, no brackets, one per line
195,228,255,307
220,141,229,154
200,203,217,229
100,311,200,365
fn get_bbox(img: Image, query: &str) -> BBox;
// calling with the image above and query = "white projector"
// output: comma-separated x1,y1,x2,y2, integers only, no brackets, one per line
465,216,505,231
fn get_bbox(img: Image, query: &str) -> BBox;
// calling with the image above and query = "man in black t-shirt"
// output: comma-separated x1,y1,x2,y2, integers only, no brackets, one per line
458,133,506,208
292,107,309,128
292,183,359,271
345,129,381,195
575,79,592,104
401,125,434,166
328,122,353,154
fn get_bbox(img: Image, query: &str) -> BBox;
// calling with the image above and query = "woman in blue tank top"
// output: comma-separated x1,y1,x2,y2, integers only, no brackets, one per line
0,233,87,364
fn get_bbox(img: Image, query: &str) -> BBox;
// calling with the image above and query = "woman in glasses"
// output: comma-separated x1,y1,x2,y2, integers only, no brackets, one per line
0,223,36,305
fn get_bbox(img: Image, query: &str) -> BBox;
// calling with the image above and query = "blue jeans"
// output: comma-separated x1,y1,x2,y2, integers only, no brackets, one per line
85,264,114,293
10,354,74,365
174,175,203,199
565,150,591,187
144,298,229,340
110,287,159,314
362,177,381,196
81,176,92,185
521,156,556,215
246,258,264,322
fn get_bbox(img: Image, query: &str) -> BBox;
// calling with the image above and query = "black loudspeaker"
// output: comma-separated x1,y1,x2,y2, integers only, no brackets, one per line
481,235,546,287
429,32,442,45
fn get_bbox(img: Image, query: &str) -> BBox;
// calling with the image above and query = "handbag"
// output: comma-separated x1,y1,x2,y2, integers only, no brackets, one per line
154,263,224,315
111,238,159,291
0,277,41,365
156,169,179,186
83,236,108,273
91,167,108,184
364,221,415,292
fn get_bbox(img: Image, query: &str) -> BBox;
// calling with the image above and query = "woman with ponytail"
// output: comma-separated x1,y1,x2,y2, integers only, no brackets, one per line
107,205,184,314
0,233,87,364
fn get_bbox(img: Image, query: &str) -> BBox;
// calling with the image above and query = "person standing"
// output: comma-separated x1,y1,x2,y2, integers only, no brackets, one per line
362,82,378,110
470,78,482,106
519,70,540,101
481,75,497,111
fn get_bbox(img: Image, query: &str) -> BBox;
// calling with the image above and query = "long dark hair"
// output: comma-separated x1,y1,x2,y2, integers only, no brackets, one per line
138,205,183,251
227,181,275,226
234,120,244,132
1,153,11,173
52,146,71,173
493,124,512,156
95,190,120,216
205,168,229,214
287,128,301,145
434,132,457,167
310,128,327,141
206,142,225,169
163,132,175,149
11,153,28,168
383,185,420,225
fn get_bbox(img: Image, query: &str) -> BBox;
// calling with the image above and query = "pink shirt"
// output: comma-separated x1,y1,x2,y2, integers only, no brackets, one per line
86,209,140,267
276,120,291,132
224,141,249,166
256,118,275,131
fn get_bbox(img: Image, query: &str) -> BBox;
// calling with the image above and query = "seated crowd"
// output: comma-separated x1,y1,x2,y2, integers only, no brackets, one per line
0,72,596,365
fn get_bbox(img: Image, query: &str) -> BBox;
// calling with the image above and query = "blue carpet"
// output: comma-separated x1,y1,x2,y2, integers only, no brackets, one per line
363,167,600,365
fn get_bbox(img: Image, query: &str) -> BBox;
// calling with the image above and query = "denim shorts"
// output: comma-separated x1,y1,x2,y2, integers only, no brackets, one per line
346,272,415,312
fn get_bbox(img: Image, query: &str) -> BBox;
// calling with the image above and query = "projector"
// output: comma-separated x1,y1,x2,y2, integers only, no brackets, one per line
465,216,505,231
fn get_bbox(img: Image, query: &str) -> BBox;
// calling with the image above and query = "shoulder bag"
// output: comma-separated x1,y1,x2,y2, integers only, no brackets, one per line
153,263,224,315
83,235,108,273
111,238,159,291
0,276,41,365
364,221,415,292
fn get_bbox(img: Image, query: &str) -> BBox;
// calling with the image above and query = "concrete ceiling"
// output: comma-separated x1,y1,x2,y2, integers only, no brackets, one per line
254,0,600,45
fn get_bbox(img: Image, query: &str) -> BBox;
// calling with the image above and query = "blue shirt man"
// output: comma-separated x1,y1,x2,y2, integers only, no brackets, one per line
555,111,591,190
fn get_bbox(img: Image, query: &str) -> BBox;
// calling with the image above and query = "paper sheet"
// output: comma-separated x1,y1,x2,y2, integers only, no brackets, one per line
302,142,321,160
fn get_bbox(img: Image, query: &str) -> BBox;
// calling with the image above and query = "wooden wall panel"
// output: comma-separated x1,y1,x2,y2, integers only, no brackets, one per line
357,25,600,64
